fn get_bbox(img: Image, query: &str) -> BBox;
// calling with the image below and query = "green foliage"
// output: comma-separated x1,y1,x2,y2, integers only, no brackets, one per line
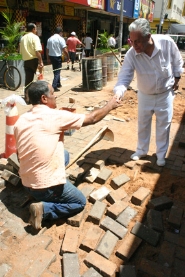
123,44,130,51
98,30,109,49
0,10,25,55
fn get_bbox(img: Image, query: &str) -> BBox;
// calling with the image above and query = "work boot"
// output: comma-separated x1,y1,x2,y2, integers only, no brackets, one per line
29,202,43,229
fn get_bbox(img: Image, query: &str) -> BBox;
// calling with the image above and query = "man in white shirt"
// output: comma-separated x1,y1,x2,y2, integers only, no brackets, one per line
46,27,70,91
108,35,116,48
114,18,184,167
84,32,93,57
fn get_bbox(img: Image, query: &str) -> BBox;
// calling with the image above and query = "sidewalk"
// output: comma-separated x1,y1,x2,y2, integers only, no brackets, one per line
1,63,185,277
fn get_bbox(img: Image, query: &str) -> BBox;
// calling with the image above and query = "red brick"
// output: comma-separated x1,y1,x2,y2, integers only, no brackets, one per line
107,200,128,219
106,187,128,204
80,225,104,252
131,187,150,206
61,227,80,254
138,258,171,277
84,251,117,277
116,233,142,260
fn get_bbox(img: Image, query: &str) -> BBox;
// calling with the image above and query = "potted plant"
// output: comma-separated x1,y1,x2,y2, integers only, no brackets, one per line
0,10,25,86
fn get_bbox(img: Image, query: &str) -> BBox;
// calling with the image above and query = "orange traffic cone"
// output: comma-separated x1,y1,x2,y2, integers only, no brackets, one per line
5,103,19,158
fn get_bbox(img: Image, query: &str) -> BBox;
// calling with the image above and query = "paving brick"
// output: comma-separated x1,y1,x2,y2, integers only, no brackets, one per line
26,249,56,277
84,251,117,277
95,230,118,259
148,195,173,211
176,245,185,261
107,200,128,219
147,209,164,232
94,160,105,170
116,206,138,228
131,221,160,246
88,200,107,224
168,205,184,229
164,231,185,248
172,258,185,277
82,267,103,277
1,169,20,186
124,161,136,169
85,167,100,183
119,265,137,277
63,253,80,277
0,177,6,188
110,174,130,189
80,225,104,252
7,153,20,171
138,258,171,277
100,216,128,239
81,185,95,198
89,186,111,203
22,235,53,250
158,241,176,267
108,155,124,165
106,187,128,204
116,233,142,261
131,187,150,206
61,227,80,254
67,208,86,227
95,168,112,184
180,219,185,237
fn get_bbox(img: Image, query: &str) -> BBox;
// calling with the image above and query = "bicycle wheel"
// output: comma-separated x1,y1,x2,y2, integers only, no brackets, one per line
4,66,21,91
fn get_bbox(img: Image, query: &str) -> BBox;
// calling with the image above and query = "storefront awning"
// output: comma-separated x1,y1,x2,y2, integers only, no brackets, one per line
66,0,90,6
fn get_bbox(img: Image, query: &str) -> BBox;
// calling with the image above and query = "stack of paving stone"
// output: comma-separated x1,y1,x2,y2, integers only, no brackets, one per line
63,157,185,277
1,153,185,276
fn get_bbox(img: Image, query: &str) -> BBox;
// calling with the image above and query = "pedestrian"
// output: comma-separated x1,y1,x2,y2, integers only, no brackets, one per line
46,27,70,92
14,80,121,230
113,18,183,167
66,31,85,70
108,34,116,48
20,23,43,103
84,32,93,57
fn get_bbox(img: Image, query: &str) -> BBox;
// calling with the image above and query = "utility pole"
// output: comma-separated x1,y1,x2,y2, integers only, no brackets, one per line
158,0,166,34
118,0,124,54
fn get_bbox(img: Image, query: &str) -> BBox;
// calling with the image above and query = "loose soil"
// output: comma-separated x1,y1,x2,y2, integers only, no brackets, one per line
1,72,185,276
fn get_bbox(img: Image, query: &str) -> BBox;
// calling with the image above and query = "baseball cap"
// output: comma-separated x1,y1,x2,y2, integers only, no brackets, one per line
71,32,76,36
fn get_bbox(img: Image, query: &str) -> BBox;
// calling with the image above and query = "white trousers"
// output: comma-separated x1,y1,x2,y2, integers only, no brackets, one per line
136,89,175,160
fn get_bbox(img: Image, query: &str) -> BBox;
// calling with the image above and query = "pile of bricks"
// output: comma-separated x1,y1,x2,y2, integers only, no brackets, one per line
0,153,185,276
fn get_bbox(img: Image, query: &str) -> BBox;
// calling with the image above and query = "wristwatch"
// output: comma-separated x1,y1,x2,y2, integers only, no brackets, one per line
175,76,181,79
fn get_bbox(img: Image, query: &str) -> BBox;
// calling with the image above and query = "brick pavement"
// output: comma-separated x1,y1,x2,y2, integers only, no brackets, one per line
1,61,185,276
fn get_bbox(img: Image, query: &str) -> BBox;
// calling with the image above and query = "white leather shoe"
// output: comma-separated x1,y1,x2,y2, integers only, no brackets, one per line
130,152,147,161
157,159,166,166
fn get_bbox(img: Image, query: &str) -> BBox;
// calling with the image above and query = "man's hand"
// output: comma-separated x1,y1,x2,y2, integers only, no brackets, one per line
173,78,180,91
113,93,122,102
107,96,122,109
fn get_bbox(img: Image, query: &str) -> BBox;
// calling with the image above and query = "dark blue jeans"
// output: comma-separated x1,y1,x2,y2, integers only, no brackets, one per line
25,150,86,220
49,55,62,89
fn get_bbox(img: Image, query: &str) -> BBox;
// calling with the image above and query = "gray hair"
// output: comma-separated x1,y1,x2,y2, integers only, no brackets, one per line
129,18,151,37
28,81,50,105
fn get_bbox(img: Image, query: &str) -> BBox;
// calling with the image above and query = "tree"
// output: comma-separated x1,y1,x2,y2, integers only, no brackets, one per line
0,10,24,54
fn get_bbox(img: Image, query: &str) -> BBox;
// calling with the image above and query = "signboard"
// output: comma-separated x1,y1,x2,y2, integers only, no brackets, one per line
34,0,49,12
133,0,140,18
139,0,155,22
0,0,7,6
66,0,90,6
64,6,74,16
106,0,134,18
90,0,104,9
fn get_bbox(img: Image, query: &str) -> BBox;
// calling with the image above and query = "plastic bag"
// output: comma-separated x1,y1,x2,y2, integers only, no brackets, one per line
1,94,26,115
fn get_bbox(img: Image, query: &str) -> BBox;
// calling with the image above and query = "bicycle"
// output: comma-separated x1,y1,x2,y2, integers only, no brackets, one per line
0,59,21,91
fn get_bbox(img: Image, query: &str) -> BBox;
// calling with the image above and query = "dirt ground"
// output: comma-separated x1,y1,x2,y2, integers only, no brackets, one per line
2,72,185,276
